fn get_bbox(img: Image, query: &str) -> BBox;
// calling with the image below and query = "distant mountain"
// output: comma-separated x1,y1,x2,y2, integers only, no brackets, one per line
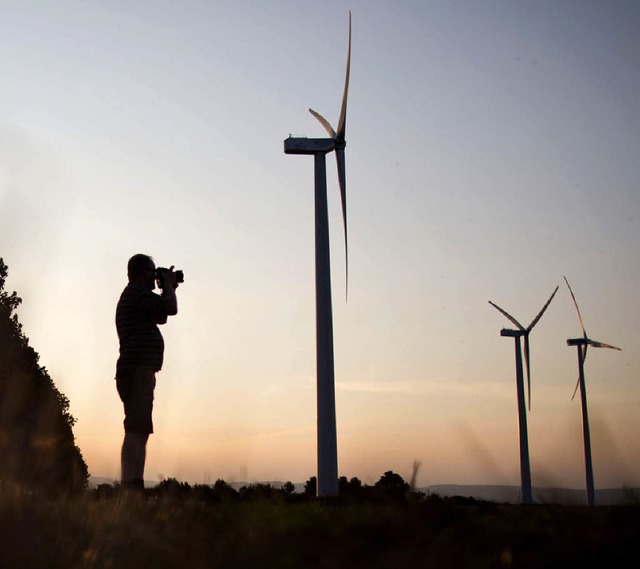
422,484,640,505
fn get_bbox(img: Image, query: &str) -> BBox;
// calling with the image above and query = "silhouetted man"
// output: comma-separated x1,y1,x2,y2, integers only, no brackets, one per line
115,254,178,492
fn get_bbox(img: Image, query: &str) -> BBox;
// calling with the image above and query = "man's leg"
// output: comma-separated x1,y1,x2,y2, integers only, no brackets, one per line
121,431,149,486
118,368,155,489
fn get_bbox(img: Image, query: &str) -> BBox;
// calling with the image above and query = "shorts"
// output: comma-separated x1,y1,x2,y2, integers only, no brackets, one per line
117,368,156,434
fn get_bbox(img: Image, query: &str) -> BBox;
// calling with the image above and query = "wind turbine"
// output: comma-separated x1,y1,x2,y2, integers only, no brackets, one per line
283,12,351,497
564,276,621,506
488,285,559,505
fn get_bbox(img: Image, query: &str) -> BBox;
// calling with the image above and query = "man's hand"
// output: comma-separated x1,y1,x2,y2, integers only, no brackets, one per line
162,266,179,290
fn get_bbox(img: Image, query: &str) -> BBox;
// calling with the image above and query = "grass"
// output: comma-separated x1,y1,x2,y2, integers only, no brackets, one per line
1,483,638,568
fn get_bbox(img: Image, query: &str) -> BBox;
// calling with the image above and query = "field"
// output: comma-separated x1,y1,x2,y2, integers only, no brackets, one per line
1,482,638,568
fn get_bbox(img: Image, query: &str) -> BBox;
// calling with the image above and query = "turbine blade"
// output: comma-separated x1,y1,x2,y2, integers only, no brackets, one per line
309,108,336,138
571,376,580,401
488,301,524,330
335,147,348,300
563,276,587,339
527,285,559,331
336,11,351,142
590,340,622,351
524,334,531,411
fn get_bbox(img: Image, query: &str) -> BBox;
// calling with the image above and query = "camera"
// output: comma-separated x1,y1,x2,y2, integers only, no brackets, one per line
156,267,184,288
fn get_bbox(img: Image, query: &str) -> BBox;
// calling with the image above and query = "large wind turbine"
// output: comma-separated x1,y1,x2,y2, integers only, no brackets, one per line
489,286,559,504
283,13,351,497
564,276,621,506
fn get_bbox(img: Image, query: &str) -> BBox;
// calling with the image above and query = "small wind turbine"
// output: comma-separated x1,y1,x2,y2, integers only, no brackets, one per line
564,276,621,507
283,12,351,497
489,285,559,505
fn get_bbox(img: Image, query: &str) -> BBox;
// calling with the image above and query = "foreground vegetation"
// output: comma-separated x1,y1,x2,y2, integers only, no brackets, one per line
1,477,638,569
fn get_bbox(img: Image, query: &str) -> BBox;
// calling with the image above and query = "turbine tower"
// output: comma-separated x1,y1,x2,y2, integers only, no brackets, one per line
283,12,351,497
564,276,621,507
489,285,559,504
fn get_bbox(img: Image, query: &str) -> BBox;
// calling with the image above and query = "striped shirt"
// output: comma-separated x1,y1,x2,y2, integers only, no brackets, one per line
115,283,170,377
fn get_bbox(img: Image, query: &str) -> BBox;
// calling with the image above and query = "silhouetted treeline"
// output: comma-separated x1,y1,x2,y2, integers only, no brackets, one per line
94,470,436,505
0,258,88,495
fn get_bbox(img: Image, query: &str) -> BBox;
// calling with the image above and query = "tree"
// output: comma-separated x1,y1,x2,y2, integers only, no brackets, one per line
339,476,364,498
303,476,317,497
374,471,410,500
239,483,279,501
0,258,88,494
282,481,296,496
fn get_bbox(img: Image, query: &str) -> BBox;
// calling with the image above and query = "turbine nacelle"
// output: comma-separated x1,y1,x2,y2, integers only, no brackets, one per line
500,329,527,338
284,137,336,155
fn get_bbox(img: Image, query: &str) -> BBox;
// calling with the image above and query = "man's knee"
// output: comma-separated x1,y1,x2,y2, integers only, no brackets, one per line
124,432,149,445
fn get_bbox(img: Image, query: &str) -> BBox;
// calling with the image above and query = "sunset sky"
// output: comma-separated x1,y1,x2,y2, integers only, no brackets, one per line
1,0,638,491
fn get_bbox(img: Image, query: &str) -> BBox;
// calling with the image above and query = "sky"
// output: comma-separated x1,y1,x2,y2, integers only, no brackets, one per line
1,0,639,491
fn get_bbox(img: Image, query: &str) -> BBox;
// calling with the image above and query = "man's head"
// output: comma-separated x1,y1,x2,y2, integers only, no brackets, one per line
127,254,156,290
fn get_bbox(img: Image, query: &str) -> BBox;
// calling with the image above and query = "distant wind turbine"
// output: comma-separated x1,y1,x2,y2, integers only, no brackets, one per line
488,285,559,505
564,276,621,507
283,12,351,497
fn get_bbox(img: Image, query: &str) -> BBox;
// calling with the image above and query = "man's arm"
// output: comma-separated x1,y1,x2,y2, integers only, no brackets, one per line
138,267,178,323
160,266,178,316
